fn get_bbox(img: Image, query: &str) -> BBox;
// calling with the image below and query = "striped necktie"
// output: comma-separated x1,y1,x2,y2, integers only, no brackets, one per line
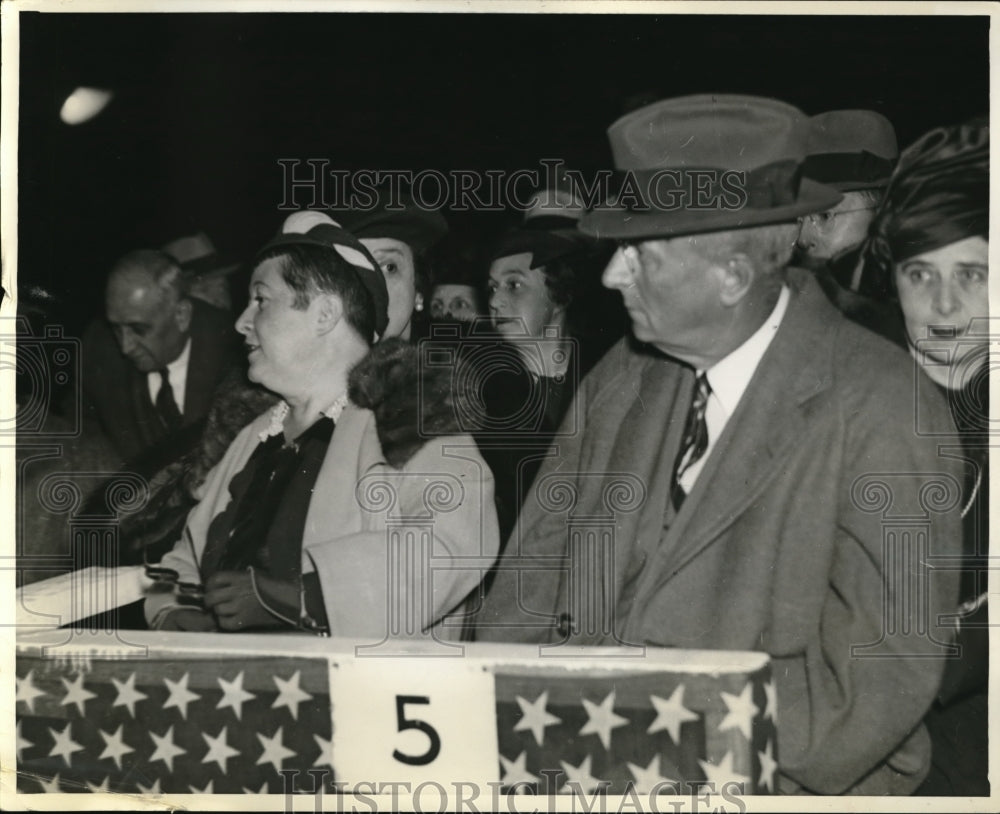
670,372,711,511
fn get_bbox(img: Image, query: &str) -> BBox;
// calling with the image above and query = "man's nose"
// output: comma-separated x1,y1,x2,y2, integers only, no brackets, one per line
602,248,632,290
119,330,138,355
795,220,816,251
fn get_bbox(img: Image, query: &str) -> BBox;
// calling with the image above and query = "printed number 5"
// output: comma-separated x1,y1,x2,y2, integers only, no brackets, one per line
392,695,441,766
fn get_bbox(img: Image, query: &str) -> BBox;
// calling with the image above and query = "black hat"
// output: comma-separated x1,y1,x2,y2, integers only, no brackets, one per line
332,188,448,252
490,187,597,267
803,110,898,191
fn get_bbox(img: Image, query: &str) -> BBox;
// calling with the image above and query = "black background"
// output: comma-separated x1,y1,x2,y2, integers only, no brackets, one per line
15,11,990,329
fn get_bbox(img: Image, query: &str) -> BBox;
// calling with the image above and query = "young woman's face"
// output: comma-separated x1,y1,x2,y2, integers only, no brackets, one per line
488,253,563,339
362,237,417,340
894,235,989,370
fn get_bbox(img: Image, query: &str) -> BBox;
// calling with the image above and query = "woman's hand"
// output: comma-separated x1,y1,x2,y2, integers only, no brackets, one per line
157,607,219,632
204,570,297,631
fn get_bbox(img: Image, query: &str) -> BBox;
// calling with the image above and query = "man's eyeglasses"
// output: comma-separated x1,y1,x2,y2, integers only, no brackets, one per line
798,207,875,228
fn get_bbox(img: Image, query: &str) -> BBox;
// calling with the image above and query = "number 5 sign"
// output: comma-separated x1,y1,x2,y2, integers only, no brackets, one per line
329,658,500,786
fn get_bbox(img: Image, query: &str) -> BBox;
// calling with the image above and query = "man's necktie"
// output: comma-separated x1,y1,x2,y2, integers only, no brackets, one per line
670,372,711,511
155,369,183,430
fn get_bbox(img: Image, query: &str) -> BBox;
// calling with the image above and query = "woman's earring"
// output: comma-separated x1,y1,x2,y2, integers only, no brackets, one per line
415,293,425,313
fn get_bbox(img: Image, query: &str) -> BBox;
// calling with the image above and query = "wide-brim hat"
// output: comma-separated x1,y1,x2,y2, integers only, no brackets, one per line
256,211,390,339
803,109,898,191
579,94,842,240
331,188,448,253
162,232,241,277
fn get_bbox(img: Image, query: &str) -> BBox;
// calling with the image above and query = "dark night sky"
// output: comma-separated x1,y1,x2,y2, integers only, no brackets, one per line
15,11,990,329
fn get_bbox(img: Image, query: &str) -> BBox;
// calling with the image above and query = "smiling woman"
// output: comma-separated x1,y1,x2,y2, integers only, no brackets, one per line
143,213,499,640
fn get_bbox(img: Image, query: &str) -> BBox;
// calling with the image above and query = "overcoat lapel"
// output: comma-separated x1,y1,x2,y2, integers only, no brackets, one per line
301,406,383,546
129,370,165,450
651,275,837,582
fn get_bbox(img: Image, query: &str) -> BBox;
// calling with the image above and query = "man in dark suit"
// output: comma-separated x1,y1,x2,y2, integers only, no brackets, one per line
82,249,241,471
475,95,962,794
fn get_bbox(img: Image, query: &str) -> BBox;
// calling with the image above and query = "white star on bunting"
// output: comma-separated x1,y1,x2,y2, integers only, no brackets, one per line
626,755,677,795
313,733,334,768
148,725,186,772
98,723,133,770
648,684,699,743
86,775,111,793
243,782,271,794
758,739,778,792
763,679,778,722
47,723,84,765
513,690,561,746
17,720,33,761
579,690,629,750
37,772,62,793
499,751,539,788
560,754,604,794
17,669,46,713
217,671,256,721
137,778,162,795
201,725,241,772
163,672,201,720
190,779,215,794
110,672,147,717
698,750,750,791
256,725,296,772
718,682,759,740
60,673,97,716
272,670,312,720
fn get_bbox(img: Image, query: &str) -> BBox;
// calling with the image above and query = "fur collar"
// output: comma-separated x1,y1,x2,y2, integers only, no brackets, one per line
348,338,473,469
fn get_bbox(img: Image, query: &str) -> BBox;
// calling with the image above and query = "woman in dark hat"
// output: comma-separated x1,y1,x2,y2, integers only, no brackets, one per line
476,188,615,546
333,188,448,342
143,211,498,638
866,119,989,796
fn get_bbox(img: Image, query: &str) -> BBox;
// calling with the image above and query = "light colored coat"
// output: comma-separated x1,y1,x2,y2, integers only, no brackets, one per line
478,270,963,794
145,403,499,640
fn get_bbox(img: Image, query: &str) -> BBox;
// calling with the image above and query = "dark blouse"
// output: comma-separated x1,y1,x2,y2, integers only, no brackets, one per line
200,415,335,628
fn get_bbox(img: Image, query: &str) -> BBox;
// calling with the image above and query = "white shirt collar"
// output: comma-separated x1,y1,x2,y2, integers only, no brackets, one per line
704,284,790,418
148,336,192,412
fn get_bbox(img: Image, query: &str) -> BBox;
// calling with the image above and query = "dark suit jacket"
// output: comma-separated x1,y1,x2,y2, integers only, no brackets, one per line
477,270,963,795
82,299,241,466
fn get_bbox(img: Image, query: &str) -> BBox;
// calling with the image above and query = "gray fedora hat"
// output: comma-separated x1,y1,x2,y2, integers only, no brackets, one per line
580,94,842,240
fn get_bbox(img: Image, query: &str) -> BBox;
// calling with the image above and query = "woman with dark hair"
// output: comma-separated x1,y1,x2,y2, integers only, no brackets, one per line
866,119,989,796
143,212,498,637
476,189,613,545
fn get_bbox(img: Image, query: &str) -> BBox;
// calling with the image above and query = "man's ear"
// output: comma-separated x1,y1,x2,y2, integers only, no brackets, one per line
174,298,193,332
718,254,755,306
315,292,344,336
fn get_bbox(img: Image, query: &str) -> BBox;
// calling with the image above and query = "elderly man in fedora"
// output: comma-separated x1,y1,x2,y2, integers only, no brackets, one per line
796,109,898,298
476,95,962,795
